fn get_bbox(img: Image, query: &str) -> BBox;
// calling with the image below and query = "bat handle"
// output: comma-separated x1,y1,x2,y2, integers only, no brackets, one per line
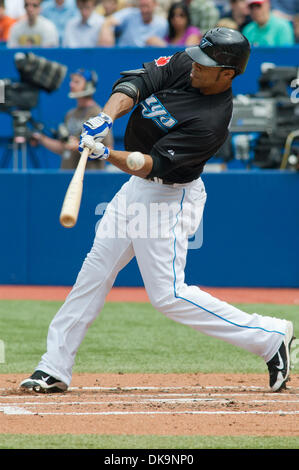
76,146,90,172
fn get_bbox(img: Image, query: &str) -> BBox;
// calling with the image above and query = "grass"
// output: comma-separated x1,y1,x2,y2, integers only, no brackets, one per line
0,300,298,375
0,434,299,449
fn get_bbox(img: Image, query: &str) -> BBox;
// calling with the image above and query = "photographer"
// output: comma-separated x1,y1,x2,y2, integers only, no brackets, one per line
32,69,113,170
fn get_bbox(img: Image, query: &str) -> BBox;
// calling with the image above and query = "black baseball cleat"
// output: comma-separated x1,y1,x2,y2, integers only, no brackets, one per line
267,321,295,392
19,370,67,393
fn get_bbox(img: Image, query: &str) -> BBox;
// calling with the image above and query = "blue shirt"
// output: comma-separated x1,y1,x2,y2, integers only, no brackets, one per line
113,7,168,47
271,0,299,16
63,11,104,48
41,0,77,44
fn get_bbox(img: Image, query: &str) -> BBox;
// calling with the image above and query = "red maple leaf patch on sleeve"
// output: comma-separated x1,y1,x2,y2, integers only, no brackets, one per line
154,56,172,67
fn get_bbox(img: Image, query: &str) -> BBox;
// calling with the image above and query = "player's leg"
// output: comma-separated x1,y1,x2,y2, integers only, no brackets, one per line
133,178,293,390
20,182,134,390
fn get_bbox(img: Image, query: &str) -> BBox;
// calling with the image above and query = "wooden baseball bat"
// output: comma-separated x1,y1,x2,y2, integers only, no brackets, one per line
59,147,91,228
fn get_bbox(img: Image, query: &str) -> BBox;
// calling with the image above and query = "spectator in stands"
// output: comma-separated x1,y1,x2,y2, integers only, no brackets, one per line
0,1,16,42
7,0,59,47
41,0,77,44
4,0,25,19
214,0,231,16
154,0,175,18
31,69,113,170
271,0,299,21
185,0,220,34
147,1,201,46
96,0,126,17
220,0,251,31
98,0,168,47
63,0,104,47
216,17,239,29
242,0,295,46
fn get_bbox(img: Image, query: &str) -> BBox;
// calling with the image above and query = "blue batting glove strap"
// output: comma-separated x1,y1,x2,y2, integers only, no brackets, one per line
82,113,113,141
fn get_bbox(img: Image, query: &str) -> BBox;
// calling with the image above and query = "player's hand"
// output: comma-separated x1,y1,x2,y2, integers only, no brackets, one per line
79,134,109,160
80,112,113,146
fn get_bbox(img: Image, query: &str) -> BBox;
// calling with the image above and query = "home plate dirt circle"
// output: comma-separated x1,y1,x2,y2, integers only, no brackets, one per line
1,373,299,436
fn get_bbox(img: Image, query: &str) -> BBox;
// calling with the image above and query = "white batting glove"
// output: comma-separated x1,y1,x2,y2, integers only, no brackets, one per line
79,134,110,160
78,112,113,151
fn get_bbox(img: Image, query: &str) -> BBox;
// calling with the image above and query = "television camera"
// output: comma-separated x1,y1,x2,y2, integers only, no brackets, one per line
229,64,299,170
0,52,67,156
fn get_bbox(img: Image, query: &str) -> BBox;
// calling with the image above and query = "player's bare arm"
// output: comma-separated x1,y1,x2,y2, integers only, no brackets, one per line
108,149,153,178
102,92,137,120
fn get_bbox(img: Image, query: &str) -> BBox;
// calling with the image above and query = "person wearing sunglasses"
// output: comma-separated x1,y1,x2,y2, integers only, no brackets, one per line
7,0,59,47
242,0,295,45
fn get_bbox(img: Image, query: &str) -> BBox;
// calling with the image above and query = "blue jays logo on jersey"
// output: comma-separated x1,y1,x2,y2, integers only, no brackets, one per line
140,95,177,132
200,37,213,49
154,56,172,67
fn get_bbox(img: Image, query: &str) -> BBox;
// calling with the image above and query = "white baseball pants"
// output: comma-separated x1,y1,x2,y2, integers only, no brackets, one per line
37,176,287,386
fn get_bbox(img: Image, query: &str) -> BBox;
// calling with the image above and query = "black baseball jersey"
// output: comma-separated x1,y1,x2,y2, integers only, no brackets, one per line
124,51,233,184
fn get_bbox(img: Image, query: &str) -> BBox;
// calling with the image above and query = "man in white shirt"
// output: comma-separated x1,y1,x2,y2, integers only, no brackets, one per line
98,0,168,47
7,0,59,47
63,0,104,48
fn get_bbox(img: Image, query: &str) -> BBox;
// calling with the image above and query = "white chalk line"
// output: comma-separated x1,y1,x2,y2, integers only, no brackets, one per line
0,406,34,415
1,398,299,406
1,393,299,416
1,385,299,416
2,406,299,416
1,385,299,393
2,392,299,400
68,385,299,392
19,410,299,416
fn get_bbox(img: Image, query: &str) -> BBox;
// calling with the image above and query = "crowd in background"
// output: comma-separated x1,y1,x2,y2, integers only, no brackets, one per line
0,0,298,48
0,0,298,171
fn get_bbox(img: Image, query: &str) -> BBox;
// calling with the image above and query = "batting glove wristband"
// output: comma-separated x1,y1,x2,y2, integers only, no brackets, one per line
79,134,110,160
81,112,113,143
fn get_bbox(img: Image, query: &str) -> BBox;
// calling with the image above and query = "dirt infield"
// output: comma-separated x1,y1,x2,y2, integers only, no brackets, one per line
0,373,299,436
1,285,299,304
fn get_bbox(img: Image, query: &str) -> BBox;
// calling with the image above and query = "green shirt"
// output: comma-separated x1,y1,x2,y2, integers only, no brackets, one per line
242,13,295,46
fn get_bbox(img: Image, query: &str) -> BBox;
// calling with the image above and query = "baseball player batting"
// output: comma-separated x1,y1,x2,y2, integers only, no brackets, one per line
20,28,294,394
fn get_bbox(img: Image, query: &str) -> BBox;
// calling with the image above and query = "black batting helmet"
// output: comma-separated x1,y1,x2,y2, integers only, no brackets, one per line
185,27,250,76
